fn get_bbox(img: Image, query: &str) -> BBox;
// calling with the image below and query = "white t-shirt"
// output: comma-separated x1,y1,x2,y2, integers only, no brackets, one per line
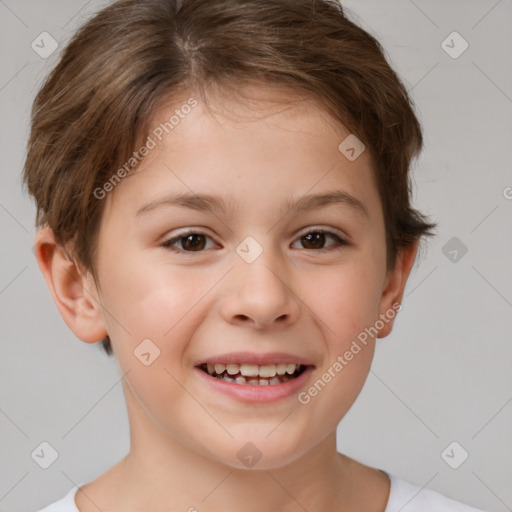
36,472,486,511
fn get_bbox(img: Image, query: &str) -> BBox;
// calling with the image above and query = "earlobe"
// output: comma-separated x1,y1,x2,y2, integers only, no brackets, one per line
376,241,419,339
34,226,108,344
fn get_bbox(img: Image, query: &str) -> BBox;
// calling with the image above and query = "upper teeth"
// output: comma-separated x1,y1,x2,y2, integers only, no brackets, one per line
207,363,300,378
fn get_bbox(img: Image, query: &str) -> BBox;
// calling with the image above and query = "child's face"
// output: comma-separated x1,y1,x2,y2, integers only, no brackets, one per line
75,84,413,469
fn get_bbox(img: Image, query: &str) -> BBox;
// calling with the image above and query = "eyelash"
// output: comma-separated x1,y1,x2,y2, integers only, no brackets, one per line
160,228,349,254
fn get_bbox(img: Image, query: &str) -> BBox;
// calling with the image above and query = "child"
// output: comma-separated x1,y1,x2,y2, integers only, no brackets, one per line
25,0,486,510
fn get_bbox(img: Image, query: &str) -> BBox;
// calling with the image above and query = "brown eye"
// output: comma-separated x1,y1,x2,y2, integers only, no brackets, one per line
301,232,326,250
292,230,348,251
161,231,216,253
180,234,206,251
160,228,348,255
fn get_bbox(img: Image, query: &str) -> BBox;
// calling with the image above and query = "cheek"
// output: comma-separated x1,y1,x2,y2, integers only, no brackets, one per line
297,257,382,409
299,268,379,428
97,247,209,359
303,257,383,345
101,262,208,417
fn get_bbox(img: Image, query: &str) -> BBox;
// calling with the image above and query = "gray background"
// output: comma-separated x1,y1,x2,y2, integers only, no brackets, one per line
1,0,511,510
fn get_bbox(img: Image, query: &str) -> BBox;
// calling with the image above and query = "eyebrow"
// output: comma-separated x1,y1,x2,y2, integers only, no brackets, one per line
135,190,369,219
284,190,369,219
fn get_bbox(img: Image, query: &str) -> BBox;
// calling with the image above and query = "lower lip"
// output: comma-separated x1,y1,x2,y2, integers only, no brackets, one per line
194,366,314,403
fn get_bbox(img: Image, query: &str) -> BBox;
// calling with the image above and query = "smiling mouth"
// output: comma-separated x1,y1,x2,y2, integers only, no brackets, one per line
198,362,308,385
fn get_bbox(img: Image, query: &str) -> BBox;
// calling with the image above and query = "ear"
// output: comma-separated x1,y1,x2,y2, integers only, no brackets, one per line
376,241,419,338
33,226,108,343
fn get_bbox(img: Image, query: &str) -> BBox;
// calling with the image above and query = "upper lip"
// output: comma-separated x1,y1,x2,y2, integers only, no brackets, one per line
194,352,315,367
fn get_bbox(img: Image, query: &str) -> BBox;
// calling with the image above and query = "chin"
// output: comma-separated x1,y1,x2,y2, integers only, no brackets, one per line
205,435,308,471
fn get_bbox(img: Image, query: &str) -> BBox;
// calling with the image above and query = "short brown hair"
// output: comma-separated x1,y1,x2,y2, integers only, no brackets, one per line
23,0,437,356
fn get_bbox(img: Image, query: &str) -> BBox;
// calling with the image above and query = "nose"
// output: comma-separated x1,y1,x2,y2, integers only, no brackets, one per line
219,245,301,330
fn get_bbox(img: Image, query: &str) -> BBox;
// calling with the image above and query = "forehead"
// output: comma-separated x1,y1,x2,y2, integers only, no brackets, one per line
104,83,381,223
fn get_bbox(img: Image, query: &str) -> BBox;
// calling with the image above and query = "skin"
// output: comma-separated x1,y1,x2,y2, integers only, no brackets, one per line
35,83,418,512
